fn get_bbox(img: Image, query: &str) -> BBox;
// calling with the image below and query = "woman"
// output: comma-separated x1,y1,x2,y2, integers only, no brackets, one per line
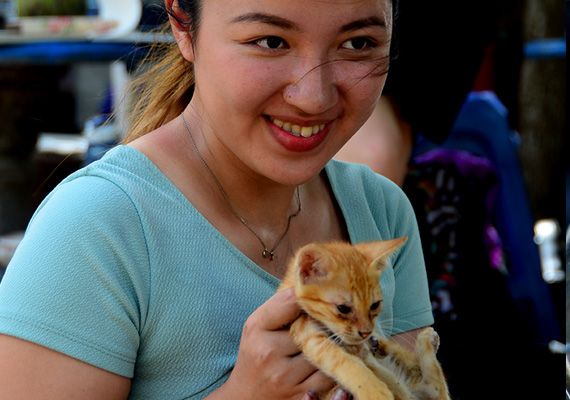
0,0,433,398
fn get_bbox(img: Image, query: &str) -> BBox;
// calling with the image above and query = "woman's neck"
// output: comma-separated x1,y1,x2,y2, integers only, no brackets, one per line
127,113,346,278
180,110,303,228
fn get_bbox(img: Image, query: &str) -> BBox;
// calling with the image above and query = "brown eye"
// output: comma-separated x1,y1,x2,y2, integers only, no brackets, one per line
370,301,382,311
253,36,288,50
337,304,352,314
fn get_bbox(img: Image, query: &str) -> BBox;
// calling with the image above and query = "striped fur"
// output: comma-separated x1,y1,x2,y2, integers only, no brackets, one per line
278,238,450,400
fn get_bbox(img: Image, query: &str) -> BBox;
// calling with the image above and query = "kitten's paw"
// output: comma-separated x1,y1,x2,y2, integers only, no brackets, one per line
369,336,389,358
345,344,369,360
367,336,379,353
417,328,439,353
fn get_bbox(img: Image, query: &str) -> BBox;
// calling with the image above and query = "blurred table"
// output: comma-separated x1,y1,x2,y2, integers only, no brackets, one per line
0,31,168,65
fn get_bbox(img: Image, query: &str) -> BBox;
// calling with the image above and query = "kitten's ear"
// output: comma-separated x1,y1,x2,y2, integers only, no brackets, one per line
358,237,408,272
296,244,332,285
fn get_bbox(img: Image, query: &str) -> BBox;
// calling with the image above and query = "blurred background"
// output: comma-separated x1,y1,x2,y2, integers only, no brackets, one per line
0,0,566,399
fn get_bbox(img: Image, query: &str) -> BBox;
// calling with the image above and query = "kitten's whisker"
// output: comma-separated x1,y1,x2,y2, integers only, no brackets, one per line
314,324,345,346
376,317,427,349
377,317,420,335
329,333,344,346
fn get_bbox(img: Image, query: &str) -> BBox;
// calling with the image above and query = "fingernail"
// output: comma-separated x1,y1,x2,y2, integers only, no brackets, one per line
305,390,318,400
331,389,349,400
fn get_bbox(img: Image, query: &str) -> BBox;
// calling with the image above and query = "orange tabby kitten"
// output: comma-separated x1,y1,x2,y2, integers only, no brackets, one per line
278,238,450,400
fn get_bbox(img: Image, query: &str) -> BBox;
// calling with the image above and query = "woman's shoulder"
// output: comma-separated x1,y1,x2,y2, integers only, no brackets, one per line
325,159,417,240
29,145,184,237
50,145,184,210
71,145,166,188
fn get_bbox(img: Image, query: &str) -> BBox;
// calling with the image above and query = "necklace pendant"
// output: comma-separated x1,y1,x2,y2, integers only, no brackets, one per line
262,249,275,260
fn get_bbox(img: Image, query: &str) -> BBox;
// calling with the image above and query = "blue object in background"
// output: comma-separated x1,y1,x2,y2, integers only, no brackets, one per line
0,41,148,65
524,38,566,59
413,91,561,344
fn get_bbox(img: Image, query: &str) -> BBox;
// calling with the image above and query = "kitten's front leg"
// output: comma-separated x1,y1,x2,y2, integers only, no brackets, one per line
362,352,414,400
291,317,394,400
413,329,451,400
372,335,421,376
373,328,450,400
345,343,413,400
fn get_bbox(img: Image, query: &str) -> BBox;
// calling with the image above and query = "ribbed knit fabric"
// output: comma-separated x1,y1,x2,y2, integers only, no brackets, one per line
0,145,433,399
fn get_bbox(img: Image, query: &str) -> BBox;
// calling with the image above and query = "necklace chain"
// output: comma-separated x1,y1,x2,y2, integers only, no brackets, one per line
181,114,301,261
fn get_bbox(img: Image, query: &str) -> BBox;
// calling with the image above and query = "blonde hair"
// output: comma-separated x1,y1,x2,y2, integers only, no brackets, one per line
121,23,195,144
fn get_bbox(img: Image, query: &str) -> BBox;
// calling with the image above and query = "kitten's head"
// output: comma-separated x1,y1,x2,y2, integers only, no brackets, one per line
290,237,407,345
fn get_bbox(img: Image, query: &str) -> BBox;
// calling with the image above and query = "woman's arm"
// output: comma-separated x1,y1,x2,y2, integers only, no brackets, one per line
0,335,131,399
390,327,427,352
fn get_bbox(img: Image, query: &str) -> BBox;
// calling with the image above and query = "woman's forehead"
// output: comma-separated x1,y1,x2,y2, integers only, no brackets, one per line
201,0,393,28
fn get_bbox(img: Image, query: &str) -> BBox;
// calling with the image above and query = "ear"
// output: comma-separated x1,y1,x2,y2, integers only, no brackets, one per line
357,237,407,272
166,0,195,62
295,244,332,285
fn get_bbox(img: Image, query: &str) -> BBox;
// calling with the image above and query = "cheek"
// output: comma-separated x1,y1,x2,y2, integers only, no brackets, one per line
336,55,385,76
328,314,352,334
224,60,288,111
196,54,276,114
335,61,387,106
234,64,271,92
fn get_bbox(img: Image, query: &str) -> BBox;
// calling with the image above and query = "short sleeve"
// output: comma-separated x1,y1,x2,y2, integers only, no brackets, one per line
387,187,434,335
0,175,150,378
326,160,434,337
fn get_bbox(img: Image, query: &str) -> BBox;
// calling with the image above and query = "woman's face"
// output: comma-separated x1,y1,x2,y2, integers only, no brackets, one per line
186,0,392,186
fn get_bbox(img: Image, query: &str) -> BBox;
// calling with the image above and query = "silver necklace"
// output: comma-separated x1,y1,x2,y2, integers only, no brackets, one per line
181,114,301,261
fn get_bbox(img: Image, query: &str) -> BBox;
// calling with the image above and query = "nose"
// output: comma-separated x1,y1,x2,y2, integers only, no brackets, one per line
283,60,338,114
358,330,372,339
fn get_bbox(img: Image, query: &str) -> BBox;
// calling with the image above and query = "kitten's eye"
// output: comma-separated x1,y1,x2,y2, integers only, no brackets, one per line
337,304,352,314
370,301,382,311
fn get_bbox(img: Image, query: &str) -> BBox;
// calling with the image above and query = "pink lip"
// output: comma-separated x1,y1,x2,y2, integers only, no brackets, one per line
266,118,330,152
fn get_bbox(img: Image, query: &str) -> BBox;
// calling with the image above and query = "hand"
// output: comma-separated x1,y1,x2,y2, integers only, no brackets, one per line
219,288,335,400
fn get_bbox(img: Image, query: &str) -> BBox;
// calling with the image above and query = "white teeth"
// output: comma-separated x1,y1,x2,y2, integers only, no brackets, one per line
269,117,325,138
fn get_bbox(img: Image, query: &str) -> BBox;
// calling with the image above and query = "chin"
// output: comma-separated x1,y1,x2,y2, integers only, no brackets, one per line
344,336,366,346
265,160,328,187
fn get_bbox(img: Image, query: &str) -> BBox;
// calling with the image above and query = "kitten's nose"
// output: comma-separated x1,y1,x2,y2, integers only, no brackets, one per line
358,330,372,339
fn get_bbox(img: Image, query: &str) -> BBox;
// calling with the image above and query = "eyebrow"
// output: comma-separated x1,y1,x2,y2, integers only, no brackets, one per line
230,13,298,31
340,16,387,33
230,13,386,33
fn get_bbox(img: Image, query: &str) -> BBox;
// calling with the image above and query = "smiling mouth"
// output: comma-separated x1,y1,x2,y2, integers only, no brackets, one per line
269,116,326,138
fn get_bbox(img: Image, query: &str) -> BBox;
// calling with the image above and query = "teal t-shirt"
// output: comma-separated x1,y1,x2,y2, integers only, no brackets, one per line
0,145,433,399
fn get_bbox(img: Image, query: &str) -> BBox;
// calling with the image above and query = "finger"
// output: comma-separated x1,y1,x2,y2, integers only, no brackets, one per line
270,330,303,356
281,352,320,383
303,390,319,400
249,329,302,368
255,287,300,331
299,369,336,396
